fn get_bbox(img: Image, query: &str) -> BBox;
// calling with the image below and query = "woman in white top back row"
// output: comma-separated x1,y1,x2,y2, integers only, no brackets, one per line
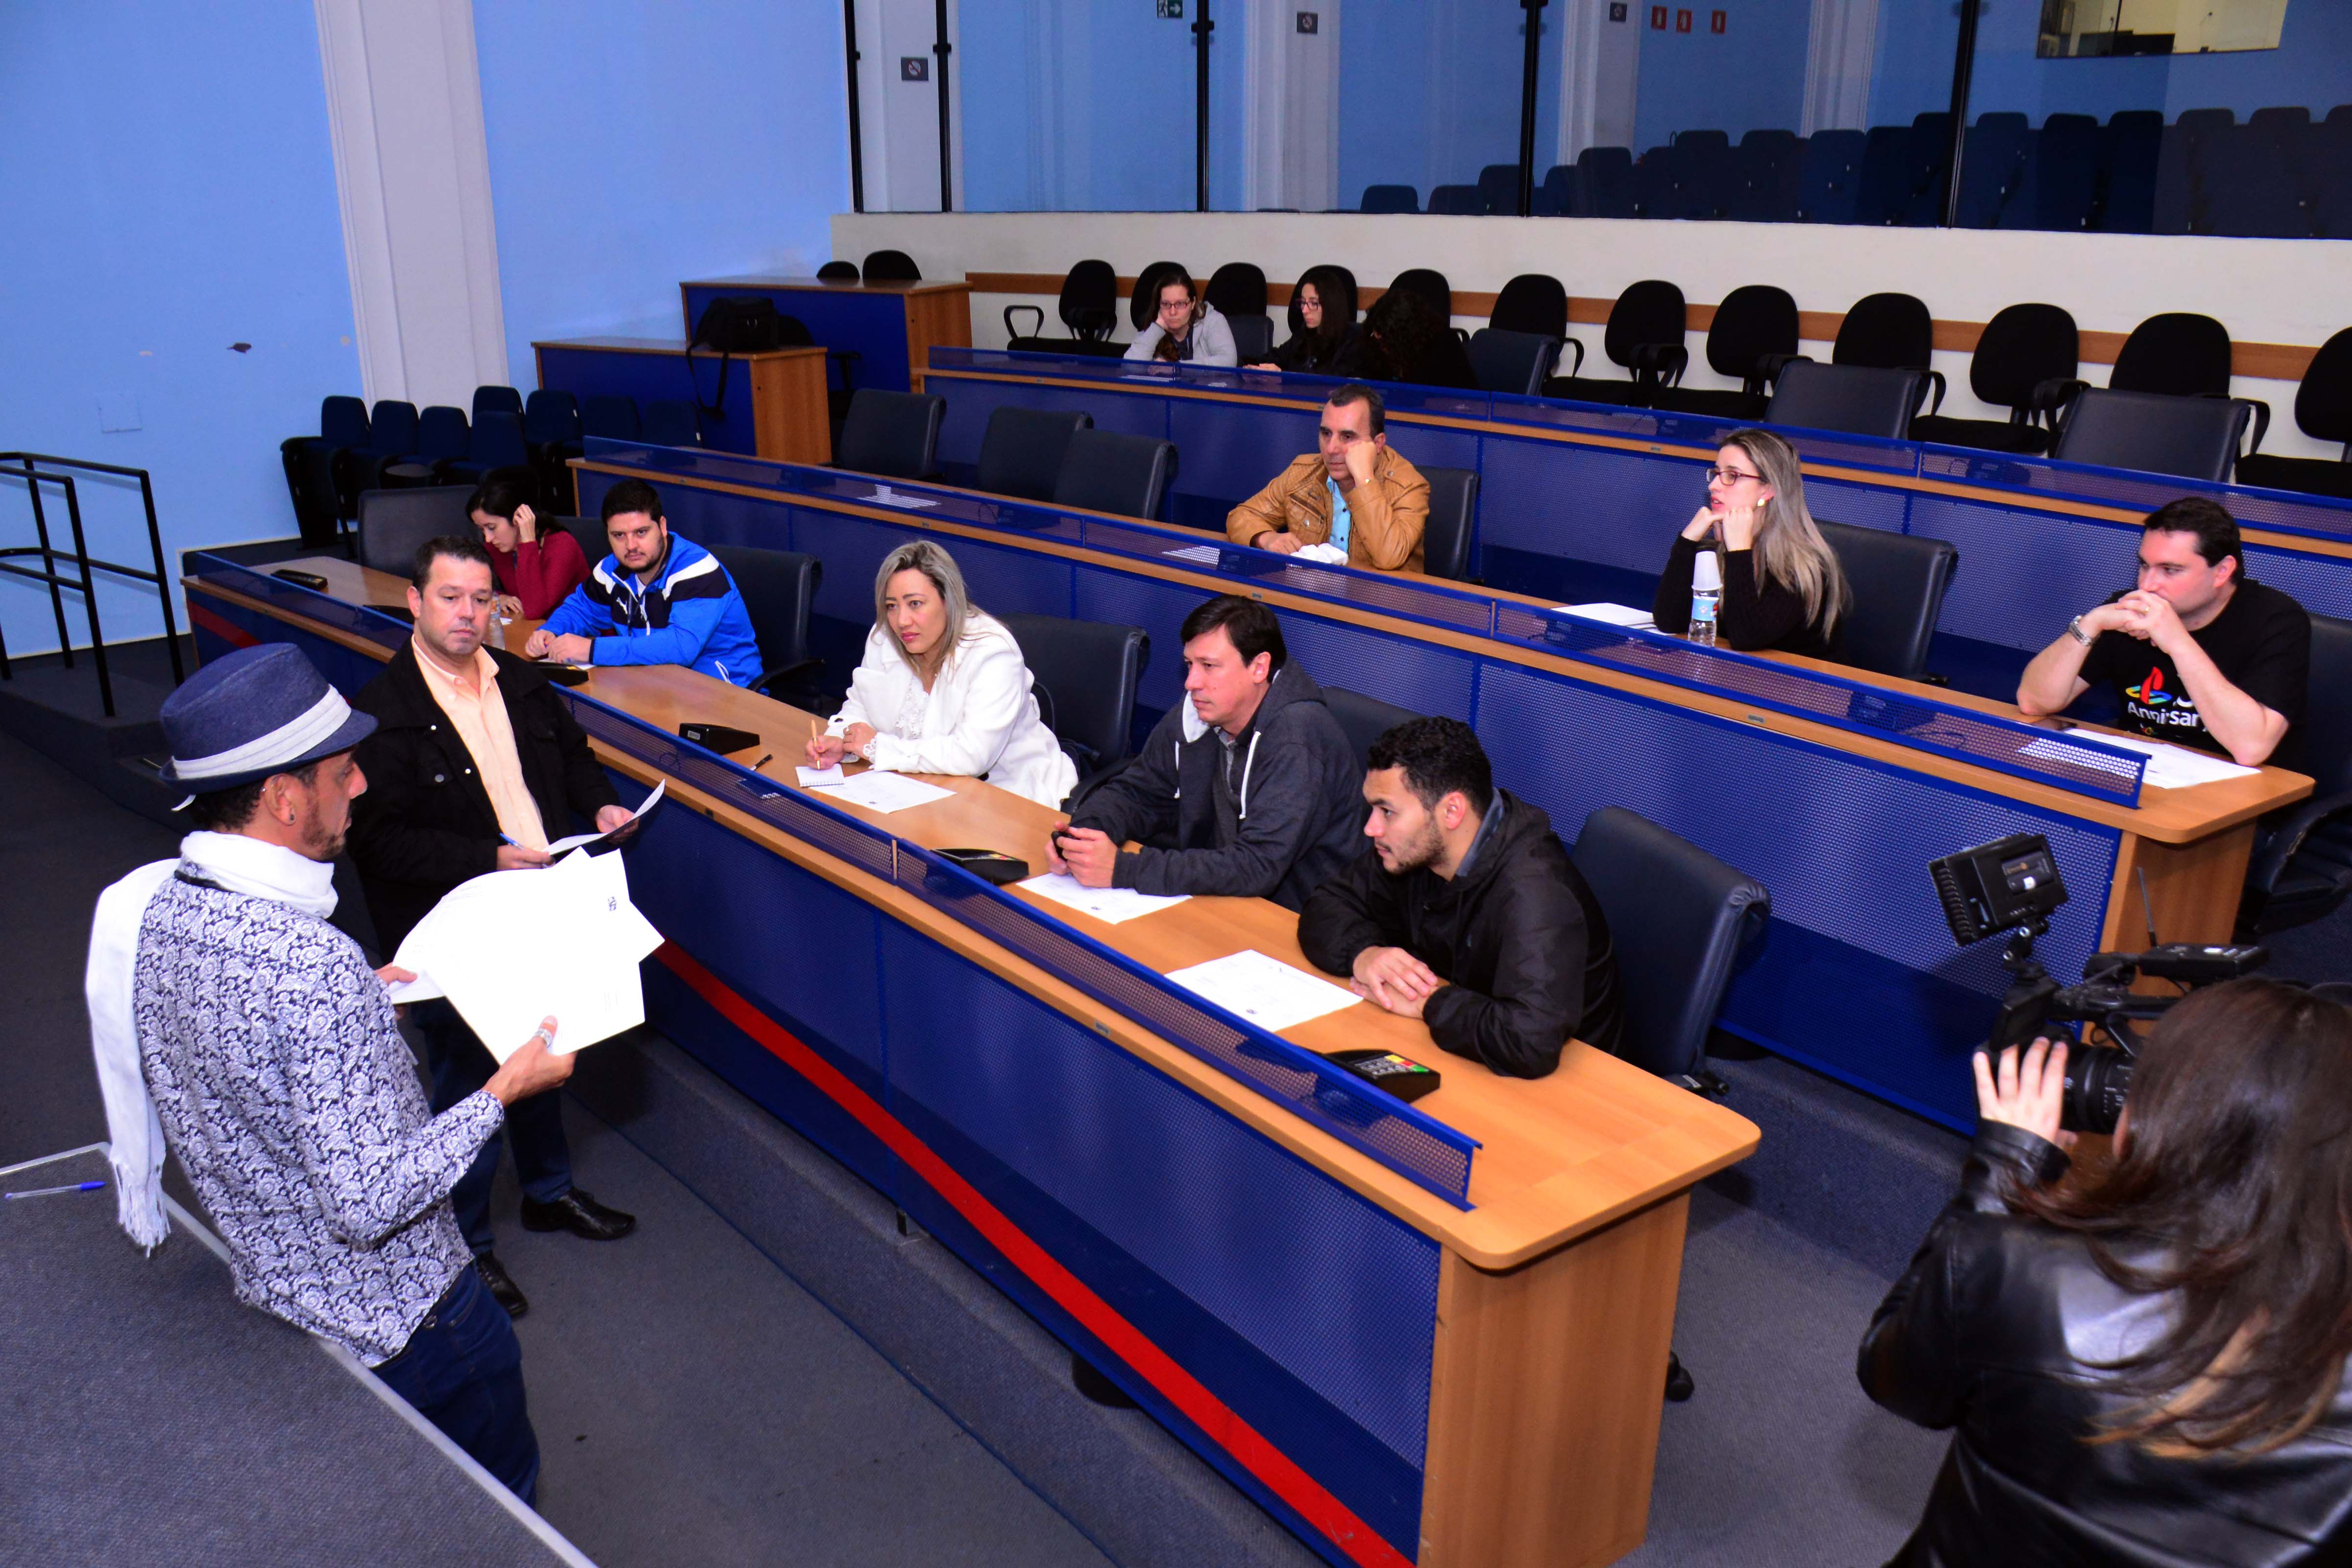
804,541,1078,808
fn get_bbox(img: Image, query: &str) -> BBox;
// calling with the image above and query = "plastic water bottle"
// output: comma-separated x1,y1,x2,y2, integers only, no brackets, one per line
1688,550,1722,648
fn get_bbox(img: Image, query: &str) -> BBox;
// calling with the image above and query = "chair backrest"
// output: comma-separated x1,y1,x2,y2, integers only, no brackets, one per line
368,400,419,453
1968,302,2079,409
1704,284,1799,383
560,516,609,568
1680,139,1740,220
1834,292,1934,371
978,406,1092,503
1465,329,1561,398
1387,269,1452,321
357,485,473,576
523,389,581,446
1728,130,1804,222
1899,112,1956,225
415,405,470,463
1814,519,1958,681
1320,686,1424,773
1854,124,1912,224
1572,146,1635,218
817,260,861,282
1419,466,1479,582
707,542,821,674
1129,260,1184,331
1360,183,1419,214
2031,113,2101,231
2292,326,2352,447
1052,428,1176,521
1766,360,1924,439
580,395,639,441
1490,273,1568,338
1796,129,1867,223
2054,388,2251,482
321,395,370,447
1204,262,1267,320
1059,259,1119,338
837,389,944,479
466,410,529,468
1226,313,1275,363
994,612,1149,774
1534,164,1575,216
1632,143,1694,220
2299,613,2352,797
1428,184,1484,216
1601,280,1685,372
2097,111,2164,234
641,400,701,448
1570,806,1770,1079
1954,115,2033,228
472,385,523,421
1475,163,1521,214
2111,311,2232,398
861,249,919,282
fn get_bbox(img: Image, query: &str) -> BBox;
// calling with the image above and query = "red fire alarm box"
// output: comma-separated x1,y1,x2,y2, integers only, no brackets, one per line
1711,9,1727,32
1651,4,1667,27
1675,8,1692,33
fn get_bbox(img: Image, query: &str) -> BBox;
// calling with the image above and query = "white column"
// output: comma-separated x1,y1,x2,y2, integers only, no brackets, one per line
312,0,507,406
1556,0,1638,164
1800,0,1880,135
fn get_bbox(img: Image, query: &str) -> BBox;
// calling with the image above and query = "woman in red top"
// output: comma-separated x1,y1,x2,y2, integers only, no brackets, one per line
467,477,591,620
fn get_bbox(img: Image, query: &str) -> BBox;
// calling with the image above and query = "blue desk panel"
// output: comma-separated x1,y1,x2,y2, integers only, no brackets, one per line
535,345,764,457
681,283,913,392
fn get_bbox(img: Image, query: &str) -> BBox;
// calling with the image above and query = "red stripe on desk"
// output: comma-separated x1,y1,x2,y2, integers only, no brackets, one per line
187,601,258,651
652,941,1415,1568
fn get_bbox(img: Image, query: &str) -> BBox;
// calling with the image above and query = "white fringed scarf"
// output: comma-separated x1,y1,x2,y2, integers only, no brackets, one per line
85,832,339,1250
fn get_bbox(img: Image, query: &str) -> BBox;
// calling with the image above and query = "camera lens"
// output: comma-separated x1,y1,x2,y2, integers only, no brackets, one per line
2060,1045,2132,1136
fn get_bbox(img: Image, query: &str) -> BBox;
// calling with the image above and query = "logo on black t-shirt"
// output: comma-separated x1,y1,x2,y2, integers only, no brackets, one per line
2123,665,2205,733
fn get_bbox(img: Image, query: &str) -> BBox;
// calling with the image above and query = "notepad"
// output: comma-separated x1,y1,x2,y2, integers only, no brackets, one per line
865,484,940,511
795,762,846,787
807,770,956,813
1017,873,1190,925
1554,602,1656,629
1163,950,1362,1032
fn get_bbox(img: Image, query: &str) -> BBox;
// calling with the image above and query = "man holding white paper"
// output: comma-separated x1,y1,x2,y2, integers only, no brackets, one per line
349,535,642,1317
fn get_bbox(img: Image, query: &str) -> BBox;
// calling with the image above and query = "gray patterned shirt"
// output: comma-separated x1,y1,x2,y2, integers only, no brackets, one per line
133,869,503,1365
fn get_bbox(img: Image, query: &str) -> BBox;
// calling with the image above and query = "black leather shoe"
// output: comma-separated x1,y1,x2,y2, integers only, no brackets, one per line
1665,1350,1695,1403
520,1187,637,1242
476,1252,528,1318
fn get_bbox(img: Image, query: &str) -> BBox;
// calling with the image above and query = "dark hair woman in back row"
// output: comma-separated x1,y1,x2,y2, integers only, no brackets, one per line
1861,978,2352,1566
1249,266,1361,375
1354,286,1477,392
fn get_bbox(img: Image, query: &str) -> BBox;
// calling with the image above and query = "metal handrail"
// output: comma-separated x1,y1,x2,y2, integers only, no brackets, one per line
0,453,184,718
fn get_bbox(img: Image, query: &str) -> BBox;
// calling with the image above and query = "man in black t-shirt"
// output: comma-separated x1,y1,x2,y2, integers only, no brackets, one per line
2017,496,2310,768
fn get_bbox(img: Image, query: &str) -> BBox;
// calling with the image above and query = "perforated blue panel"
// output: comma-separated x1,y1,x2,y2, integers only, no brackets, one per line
1478,436,1696,571
1470,662,2115,996
786,507,934,624
1805,476,1910,534
1170,402,1317,501
2241,544,2352,623
1075,571,1221,713
1392,424,1482,477
639,482,797,552
1907,494,2141,650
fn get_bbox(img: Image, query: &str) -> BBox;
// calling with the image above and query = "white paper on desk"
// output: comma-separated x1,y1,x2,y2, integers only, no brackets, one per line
391,849,664,1062
795,762,846,786
545,779,664,856
2023,732,2257,789
1163,949,1362,1032
1555,602,1656,629
865,484,940,511
808,770,956,813
1017,873,1190,925
1292,541,1349,564
1162,543,1224,566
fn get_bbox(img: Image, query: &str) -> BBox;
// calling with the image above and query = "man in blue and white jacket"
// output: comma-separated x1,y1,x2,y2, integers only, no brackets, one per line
524,478,764,686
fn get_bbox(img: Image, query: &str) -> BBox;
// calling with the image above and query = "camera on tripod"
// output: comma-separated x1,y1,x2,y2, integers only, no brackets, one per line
1928,833,2266,1134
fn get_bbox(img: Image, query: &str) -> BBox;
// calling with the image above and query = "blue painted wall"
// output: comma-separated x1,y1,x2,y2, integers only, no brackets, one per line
1338,2,1532,208
1866,1,1964,131
0,1,358,654
1631,0,1813,152
473,0,852,387
960,0,1197,210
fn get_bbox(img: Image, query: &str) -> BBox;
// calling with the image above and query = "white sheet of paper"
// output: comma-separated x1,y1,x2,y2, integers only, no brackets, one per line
385,973,444,1004
865,485,940,511
808,770,957,813
2024,731,2257,789
1554,602,1656,629
1161,543,1224,566
1162,949,1362,1032
1016,873,1190,925
796,762,846,786
544,779,664,855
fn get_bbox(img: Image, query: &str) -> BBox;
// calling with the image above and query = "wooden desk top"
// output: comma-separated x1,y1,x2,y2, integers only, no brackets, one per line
683,275,972,298
184,554,1762,1268
534,336,827,362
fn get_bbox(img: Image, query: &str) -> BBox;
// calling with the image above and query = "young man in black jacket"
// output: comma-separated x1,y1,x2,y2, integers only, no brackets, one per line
1298,716,1626,1078
1048,595,1363,911
347,535,639,1317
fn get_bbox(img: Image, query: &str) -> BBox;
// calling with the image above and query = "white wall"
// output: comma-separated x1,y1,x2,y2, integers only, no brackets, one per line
834,210,2347,458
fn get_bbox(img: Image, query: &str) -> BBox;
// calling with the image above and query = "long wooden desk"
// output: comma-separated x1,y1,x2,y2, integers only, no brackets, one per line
182,551,1760,1568
561,448,2310,1134
678,276,972,394
532,338,830,469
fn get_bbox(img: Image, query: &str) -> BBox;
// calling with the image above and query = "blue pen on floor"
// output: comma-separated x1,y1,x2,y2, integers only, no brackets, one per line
5,1180,106,1200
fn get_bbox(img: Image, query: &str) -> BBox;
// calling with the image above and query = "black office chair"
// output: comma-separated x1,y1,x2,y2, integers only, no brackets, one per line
2241,614,2352,937
1832,293,1945,416
995,613,1150,780
1650,284,1799,420
1490,274,1569,339
559,516,609,569
2111,311,2233,398
708,543,827,708
861,249,920,282
1909,302,2080,456
1320,687,1423,773
1419,466,1480,583
1130,261,1185,333
977,407,1092,503
1386,269,1453,324
2233,327,2352,501
1206,262,1273,361
1544,280,1686,407
1052,428,1177,521
1765,360,1925,440
2052,388,2253,483
1814,520,1957,682
1005,259,1121,352
836,389,944,480
524,390,583,507
1465,329,1562,398
357,485,474,577
817,260,861,282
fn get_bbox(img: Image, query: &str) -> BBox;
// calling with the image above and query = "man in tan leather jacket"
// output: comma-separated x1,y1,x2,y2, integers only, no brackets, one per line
1225,383,1429,573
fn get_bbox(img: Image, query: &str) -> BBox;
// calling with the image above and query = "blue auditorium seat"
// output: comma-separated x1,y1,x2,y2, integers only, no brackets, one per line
642,400,701,448
2204,124,2313,237
1954,113,2032,228
1795,130,1866,223
1681,140,1740,221
2020,113,2098,231
1428,184,1485,215
1727,130,1803,222
2096,110,2163,232
1359,183,1419,213
2154,107,2235,234
1534,164,1575,216
1898,113,1955,225
1572,146,1635,218
1632,145,1692,220
1475,163,1520,214
2316,117,2352,239
1853,126,1911,224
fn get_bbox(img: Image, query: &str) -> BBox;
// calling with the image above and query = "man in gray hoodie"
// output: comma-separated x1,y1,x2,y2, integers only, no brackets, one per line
1049,595,1364,910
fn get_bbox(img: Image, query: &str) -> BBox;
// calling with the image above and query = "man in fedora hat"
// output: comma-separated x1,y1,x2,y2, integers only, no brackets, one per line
85,641,573,1504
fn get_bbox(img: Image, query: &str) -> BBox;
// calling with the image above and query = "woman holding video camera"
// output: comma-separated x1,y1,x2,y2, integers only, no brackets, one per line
1861,979,2352,1566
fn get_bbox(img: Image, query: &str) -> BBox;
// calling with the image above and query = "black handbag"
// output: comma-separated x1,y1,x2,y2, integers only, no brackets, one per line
687,295,784,420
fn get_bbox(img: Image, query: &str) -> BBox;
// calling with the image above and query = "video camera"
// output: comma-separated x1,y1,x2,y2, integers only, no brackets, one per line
1928,833,2266,1134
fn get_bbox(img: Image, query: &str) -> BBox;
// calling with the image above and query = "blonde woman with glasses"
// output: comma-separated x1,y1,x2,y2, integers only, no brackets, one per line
804,541,1077,808
1651,427,1851,657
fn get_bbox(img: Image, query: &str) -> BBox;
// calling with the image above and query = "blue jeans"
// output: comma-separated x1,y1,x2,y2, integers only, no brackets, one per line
372,1263,542,1506
414,999,571,1253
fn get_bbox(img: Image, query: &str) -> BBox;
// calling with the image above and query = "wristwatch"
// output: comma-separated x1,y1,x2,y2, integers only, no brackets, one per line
2066,614,2092,647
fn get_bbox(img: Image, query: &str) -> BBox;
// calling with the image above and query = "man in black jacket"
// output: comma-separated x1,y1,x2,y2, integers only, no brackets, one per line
1048,595,1363,910
348,535,639,1317
1298,716,1625,1077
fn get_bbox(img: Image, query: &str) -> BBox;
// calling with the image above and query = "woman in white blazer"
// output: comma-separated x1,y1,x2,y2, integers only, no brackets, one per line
804,540,1078,808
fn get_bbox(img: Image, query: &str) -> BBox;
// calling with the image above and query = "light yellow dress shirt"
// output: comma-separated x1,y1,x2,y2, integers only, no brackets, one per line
413,638,548,852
